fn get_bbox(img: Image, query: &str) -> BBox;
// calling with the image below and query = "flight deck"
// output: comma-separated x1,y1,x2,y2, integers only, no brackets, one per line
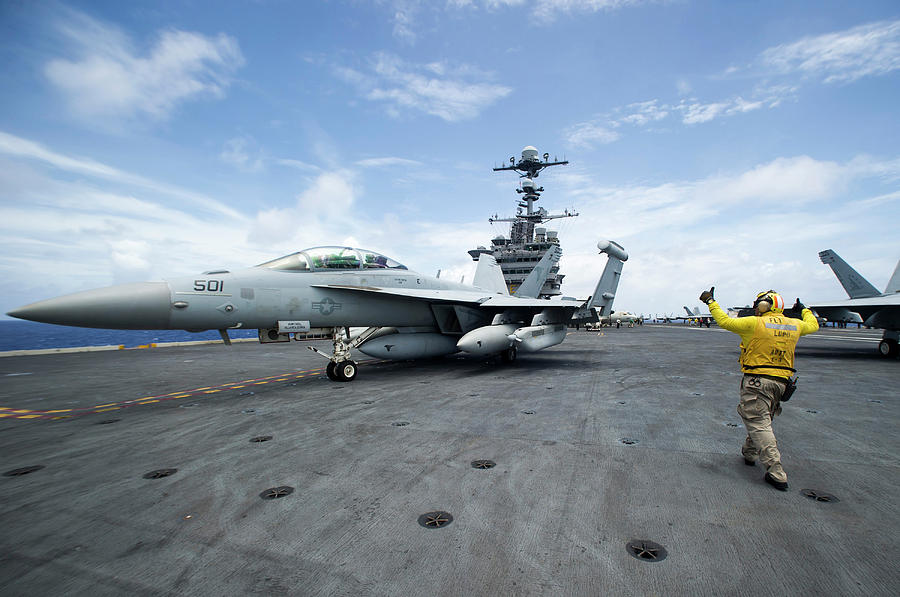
0,325,897,595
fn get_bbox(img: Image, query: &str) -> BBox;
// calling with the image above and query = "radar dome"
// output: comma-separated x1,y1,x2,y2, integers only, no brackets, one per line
521,146,539,162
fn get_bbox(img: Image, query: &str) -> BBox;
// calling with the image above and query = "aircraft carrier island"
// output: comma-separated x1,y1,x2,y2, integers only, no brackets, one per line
1,325,897,595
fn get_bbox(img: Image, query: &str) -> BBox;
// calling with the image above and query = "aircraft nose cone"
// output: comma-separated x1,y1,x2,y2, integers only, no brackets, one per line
7,282,172,329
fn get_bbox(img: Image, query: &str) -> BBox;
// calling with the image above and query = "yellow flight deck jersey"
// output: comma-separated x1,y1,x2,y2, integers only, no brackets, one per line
707,300,819,378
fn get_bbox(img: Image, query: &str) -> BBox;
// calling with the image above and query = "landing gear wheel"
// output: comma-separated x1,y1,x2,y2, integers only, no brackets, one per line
879,339,899,358
336,360,358,382
501,347,517,363
326,361,338,381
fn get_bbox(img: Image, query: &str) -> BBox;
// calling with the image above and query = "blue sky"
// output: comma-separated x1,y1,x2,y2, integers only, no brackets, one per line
1,0,898,318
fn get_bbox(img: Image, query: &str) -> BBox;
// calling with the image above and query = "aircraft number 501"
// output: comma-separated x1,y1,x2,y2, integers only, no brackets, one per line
194,279,224,292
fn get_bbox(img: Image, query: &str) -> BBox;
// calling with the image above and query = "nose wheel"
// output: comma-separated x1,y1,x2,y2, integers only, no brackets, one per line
326,359,358,381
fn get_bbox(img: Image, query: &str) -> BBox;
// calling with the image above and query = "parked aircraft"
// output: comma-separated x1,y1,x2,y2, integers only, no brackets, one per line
680,306,712,327
810,249,900,358
7,241,629,380
596,311,643,327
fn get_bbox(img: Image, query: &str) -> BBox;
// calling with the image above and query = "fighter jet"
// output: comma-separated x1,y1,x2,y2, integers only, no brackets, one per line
680,306,713,327
810,249,900,358
7,241,629,381
596,311,643,327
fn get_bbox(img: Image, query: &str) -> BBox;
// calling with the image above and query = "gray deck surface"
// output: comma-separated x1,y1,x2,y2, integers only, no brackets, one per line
1,324,898,596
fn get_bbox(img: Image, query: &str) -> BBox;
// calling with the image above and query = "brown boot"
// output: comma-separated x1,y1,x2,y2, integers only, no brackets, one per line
764,472,788,491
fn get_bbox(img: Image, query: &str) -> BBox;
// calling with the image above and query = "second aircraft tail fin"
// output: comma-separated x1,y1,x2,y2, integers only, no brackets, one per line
472,253,509,295
818,249,881,299
589,240,628,317
885,258,900,294
514,245,561,298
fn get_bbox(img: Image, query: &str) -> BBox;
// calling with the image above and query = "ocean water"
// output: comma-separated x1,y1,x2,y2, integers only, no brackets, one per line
0,320,260,352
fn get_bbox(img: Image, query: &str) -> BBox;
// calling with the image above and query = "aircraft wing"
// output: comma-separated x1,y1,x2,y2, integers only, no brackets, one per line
810,295,900,330
313,284,579,310
311,284,495,304
480,296,581,308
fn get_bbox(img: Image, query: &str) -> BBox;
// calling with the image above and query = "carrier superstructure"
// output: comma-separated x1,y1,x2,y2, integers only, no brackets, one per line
469,146,577,297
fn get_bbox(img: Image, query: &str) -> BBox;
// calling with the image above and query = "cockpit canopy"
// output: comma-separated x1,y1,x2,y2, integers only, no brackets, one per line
256,246,408,272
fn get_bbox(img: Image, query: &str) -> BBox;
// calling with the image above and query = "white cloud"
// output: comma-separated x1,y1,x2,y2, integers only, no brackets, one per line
676,79,692,95
44,9,244,124
678,100,730,124
618,100,669,126
0,130,242,220
248,171,359,245
481,0,648,22
392,5,418,43
275,158,321,172
566,86,796,145
563,121,621,148
355,157,423,168
711,156,845,203
220,136,264,173
760,19,900,83
335,52,512,122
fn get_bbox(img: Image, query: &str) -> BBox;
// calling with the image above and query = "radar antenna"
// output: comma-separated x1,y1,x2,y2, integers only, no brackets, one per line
489,146,578,241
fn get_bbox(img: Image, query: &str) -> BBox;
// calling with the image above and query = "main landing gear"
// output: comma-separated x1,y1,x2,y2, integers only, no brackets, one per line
878,339,899,358
500,346,517,363
878,330,899,359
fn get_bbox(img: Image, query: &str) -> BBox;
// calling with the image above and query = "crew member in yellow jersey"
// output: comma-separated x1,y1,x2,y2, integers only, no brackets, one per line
699,287,819,491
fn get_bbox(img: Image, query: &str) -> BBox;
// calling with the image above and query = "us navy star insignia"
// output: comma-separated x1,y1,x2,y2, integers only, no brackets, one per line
312,297,342,315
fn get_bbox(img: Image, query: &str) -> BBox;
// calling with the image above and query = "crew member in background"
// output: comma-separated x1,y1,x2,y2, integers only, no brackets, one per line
699,287,819,491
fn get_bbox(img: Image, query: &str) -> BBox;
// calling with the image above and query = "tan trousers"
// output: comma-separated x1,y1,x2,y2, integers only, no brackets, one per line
738,375,787,483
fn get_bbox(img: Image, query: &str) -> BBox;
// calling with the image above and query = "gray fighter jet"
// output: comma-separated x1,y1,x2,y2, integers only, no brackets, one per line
810,249,900,358
7,241,628,381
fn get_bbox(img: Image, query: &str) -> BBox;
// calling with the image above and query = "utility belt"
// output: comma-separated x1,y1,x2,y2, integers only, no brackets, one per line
743,373,798,401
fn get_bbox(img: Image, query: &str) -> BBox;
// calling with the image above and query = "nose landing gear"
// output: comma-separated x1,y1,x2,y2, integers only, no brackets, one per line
326,359,358,382
309,326,380,382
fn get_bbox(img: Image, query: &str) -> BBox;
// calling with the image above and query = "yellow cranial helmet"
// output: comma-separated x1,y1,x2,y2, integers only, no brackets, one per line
753,290,784,314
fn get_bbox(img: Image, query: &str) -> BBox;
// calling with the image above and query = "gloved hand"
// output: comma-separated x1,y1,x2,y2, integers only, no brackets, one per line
699,286,715,305
793,298,805,311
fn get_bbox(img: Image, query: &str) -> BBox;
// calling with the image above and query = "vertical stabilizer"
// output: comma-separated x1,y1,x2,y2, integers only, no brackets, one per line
885,259,900,294
472,253,509,295
818,249,881,298
514,245,561,298
589,240,628,317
